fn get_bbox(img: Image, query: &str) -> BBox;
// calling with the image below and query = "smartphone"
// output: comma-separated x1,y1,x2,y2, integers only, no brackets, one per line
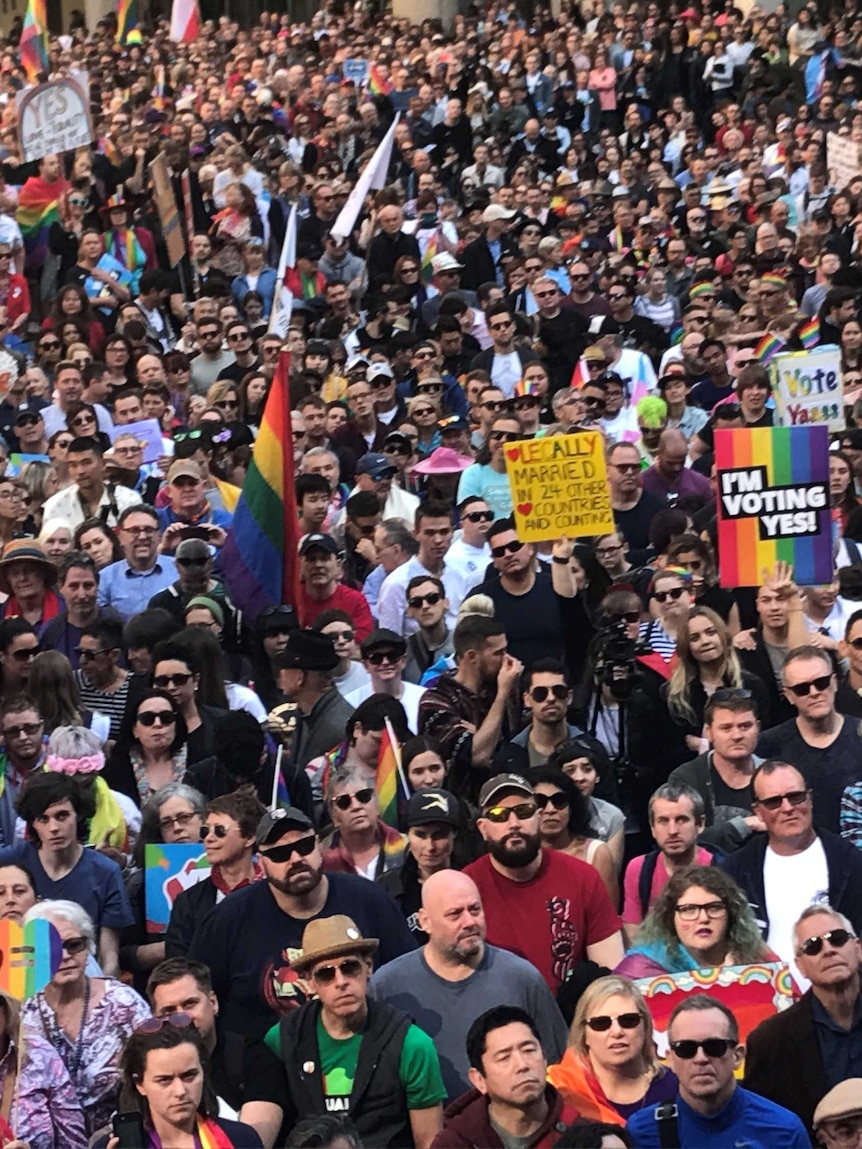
179,526,211,542
112,1111,147,1148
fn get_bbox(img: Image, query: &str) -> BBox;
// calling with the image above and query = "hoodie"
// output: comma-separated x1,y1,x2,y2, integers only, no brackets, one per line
430,1084,579,1149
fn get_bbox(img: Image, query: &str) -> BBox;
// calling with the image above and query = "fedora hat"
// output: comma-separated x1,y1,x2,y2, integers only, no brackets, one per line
275,630,340,672
0,540,56,595
292,915,379,973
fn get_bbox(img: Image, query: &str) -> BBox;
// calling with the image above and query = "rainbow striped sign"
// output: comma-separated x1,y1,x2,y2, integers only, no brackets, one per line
715,426,832,588
0,919,62,999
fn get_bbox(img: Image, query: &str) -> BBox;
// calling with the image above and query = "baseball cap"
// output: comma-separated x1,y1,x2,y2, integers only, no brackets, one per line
406,788,460,827
299,533,339,557
168,460,203,483
356,452,397,480
345,355,370,374
368,361,394,381
483,205,517,224
255,806,314,846
478,773,535,810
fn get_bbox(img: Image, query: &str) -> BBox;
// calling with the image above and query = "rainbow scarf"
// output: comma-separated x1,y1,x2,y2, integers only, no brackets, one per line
17,176,66,273
755,332,786,364
150,1118,238,1147
798,316,820,350
106,228,145,273
546,1049,626,1126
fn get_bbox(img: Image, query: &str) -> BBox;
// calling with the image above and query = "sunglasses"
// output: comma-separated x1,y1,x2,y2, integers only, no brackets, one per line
798,928,855,957
489,321,514,332
260,834,317,863
489,431,519,443
176,557,209,568
584,396,606,410
408,592,442,608
370,377,393,390
136,709,177,727
2,719,42,738
200,823,231,839
670,1038,735,1059
412,408,435,418
366,650,401,666
753,789,809,812
712,687,752,704
483,802,538,823
312,957,364,984
530,684,568,702
534,791,569,811
40,342,61,350
215,399,239,409
585,1012,643,1032
327,629,355,643
153,672,193,688
417,383,443,393
482,400,506,411
654,587,686,604
9,647,40,663
513,398,540,410
137,1013,195,1035
333,787,375,810
228,331,251,341
464,510,493,523
15,414,40,427
786,674,833,697
61,936,89,955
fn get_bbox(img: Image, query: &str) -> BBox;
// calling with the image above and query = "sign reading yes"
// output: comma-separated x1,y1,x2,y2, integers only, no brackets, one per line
16,73,93,163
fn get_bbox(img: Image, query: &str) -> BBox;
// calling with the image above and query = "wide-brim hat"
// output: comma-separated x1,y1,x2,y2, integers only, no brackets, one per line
412,447,474,475
99,191,132,214
0,540,56,595
292,914,379,973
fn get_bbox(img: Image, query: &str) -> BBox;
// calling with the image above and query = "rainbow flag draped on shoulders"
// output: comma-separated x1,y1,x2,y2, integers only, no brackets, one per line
196,1118,238,1148
19,0,48,83
221,351,300,618
17,174,66,275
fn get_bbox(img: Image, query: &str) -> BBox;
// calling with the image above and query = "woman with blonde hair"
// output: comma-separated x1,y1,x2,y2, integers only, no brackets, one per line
548,974,678,1123
205,379,240,424
407,391,442,458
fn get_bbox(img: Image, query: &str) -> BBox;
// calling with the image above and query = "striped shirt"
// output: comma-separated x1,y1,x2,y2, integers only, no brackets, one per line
75,672,131,741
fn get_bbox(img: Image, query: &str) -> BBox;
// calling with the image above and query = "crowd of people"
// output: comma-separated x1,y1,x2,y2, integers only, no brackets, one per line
0,0,860,1146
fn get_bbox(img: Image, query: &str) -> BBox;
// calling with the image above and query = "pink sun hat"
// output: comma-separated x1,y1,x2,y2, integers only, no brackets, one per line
412,447,475,475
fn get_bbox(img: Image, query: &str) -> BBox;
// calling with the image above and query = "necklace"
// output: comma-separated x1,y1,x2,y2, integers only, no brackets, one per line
41,976,91,1085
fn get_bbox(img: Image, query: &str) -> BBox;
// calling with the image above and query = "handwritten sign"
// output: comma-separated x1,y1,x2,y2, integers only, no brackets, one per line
827,132,860,191
715,426,832,587
145,843,211,934
636,963,796,1072
504,431,614,542
150,154,185,267
16,73,93,163
772,345,843,431
343,58,369,86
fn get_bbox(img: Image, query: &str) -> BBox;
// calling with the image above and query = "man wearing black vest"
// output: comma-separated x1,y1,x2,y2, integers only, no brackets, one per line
268,915,446,1148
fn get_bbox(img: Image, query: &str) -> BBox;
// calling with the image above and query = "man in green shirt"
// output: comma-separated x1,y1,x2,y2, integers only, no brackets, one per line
266,914,445,1147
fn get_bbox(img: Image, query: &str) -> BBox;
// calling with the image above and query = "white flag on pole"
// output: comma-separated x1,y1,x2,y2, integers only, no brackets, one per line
268,203,297,339
329,114,400,242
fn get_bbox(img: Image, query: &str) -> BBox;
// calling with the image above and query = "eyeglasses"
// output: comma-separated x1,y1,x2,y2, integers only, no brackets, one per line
491,540,523,558
786,674,833,697
8,648,40,664
608,292,628,302
513,398,540,411
366,650,401,666
159,811,197,832
530,684,568,702
55,439,73,449
75,647,113,660
585,1013,643,1032
153,672,193,688
176,557,209,568
464,510,493,523
670,1038,735,1059
200,823,231,839
417,383,443,394
60,936,89,955
260,834,317,863
312,957,364,984
534,791,569,811
123,525,158,536
483,802,538,823
798,928,855,957
489,431,519,443
215,399,239,409
137,709,177,727
137,1013,195,1035
489,320,514,332
596,543,623,557
752,789,809,812
2,720,42,737
39,341,60,351
675,900,727,921
15,414,40,427
333,788,375,811
408,592,442,608
654,587,686,604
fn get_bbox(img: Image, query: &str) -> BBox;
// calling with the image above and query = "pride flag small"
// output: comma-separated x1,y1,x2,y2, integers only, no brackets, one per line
754,332,786,365
19,0,48,83
376,721,407,829
368,64,392,96
570,359,590,389
798,317,820,350
421,231,438,283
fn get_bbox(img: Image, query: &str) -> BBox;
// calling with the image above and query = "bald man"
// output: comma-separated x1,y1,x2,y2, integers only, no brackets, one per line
641,426,713,505
369,870,567,1101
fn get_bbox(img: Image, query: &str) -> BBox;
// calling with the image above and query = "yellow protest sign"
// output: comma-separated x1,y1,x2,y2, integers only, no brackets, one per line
504,431,615,542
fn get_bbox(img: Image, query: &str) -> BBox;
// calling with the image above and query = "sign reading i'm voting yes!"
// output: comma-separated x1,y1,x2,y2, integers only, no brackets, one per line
504,431,615,543
771,345,843,431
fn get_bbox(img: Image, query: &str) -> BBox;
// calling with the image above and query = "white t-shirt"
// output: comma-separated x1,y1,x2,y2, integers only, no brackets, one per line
445,536,491,589
344,680,427,735
764,835,829,986
490,351,524,398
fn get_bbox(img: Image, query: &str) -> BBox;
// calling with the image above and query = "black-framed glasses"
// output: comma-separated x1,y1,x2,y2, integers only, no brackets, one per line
464,510,493,523
752,789,809,812
534,791,569,811
153,672,193,688
408,592,442,608
75,647,113,660
2,720,42,737
530,684,568,702
786,674,833,697
585,1012,643,1032
491,540,523,559
333,788,375,811
200,823,231,839
260,835,317,863
670,1038,735,1059
483,802,537,823
488,430,519,443
366,650,401,667
15,414,40,427
159,811,197,832
675,901,726,921
136,710,177,727
176,557,209,569
311,957,364,984
798,928,855,957
8,647,40,663
654,587,686,604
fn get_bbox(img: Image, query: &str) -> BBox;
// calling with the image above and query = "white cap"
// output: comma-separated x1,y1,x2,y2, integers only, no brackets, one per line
483,204,517,224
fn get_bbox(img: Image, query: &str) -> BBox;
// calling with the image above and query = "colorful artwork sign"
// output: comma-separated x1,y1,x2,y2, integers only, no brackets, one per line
772,345,843,431
715,426,832,588
504,431,615,543
145,843,211,934
0,918,62,999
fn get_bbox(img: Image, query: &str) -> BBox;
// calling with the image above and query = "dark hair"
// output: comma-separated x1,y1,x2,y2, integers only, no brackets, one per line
415,498,453,529
346,693,411,742
147,957,213,1006
74,518,123,565
530,766,596,838
152,640,199,677
648,507,691,553
123,609,178,653
296,473,332,502
703,691,759,724
79,617,124,651
132,689,187,751
548,737,607,777
669,993,739,1043
407,573,445,597
66,435,103,457
57,550,97,585
0,619,37,654
401,735,445,784
523,657,569,691
207,785,267,839
0,693,41,721
0,860,37,894
466,1005,543,1072
486,515,518,543
311,609,354,632
118,504,160,530
16,771,96,842
285,1116,362,1149
118,1024,218,1119
346,491,380,520
452,614,506,659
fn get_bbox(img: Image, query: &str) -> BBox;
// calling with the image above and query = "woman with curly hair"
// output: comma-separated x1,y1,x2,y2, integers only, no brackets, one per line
616,865,774,978
41,283,105,356
532,766,617,904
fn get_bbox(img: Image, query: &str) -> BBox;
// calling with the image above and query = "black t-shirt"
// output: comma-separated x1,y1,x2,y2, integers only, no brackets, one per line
188,874,416,1040
211,1032,289,1111
614,490,666,552
710,764,754,826
468,569,563,666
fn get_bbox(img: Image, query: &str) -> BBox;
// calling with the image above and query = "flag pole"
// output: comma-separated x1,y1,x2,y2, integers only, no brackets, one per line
270,743,283,812
384,716,410,802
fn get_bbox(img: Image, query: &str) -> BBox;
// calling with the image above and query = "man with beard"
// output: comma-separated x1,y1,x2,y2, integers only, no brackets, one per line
187,806,415,1040
464,774,623,993
369,869,568,1102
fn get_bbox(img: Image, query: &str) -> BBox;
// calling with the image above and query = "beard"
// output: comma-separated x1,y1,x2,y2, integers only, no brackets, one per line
485,830,542,869
266,863,322,897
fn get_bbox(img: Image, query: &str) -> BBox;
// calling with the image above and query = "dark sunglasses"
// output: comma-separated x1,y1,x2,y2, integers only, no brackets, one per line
327,629,355,642
613,611,641,625
61,936,89,955
489,430,519,442
260,834,317,863
491,540,524,559
583,396,606,410
654,587,686,604
153,672,193,688
137,1013,195,1034
370,377,393,390
753,789,809,812
464,510,493,523
9,647,40,662
200,823,231,839
15,414,40,427
798,928,855,957
586,1013,643,1032
482,400,506,411
383,443,410,455
366,650,401,666
534,791,569,811
312,957,364,984
483,802,537,823
176,557,209,568
136,709,177,727
848,637,862,650
215,399,239,409
408,592,442,608
412,408,435,418
786,674,832,697
530,684,568,702
333,787,374,810
671,1038,735,1059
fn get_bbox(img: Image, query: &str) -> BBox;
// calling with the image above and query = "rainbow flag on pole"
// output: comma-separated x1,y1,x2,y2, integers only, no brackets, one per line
221,352,300,617
376,719,409,828
368,64,392,96
420,231,438,283
115,0,140,43
754,332,787,364
19,0,48,83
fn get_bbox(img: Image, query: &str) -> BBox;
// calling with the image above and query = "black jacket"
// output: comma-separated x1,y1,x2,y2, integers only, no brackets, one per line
366,230,421,286
278,998,414,1147
738,632,796,729
668,752,756,855
459,234,517,293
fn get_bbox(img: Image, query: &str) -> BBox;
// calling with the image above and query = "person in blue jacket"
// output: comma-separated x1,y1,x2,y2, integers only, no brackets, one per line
626,995,810,1148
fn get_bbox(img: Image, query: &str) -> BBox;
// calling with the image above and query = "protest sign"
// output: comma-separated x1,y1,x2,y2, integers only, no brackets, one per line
715,426,832,587
150,154,185,267
145,843,211,933
772,345,843,431
827,132,860,190
16,72,93,163
0,919,62,998
343,58,369,86
504,431,614,542
636,963,795,1070
109,417,164,464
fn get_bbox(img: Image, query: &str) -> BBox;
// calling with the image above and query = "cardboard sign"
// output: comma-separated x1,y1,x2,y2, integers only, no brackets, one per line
145,843,211,933
16,72,93,163
504,431,615,542
827,132,860,190
109,418,165,464
715,426,832,588
0,919,62,998
772,345,843,431
636,962,796,1072
150,154,186,267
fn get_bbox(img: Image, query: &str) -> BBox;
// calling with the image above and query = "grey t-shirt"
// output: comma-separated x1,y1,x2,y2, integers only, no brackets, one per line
368,943,568,1101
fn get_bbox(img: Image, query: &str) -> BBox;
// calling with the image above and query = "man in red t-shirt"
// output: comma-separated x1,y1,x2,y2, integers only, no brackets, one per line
464,773,623,993
296,533,373,641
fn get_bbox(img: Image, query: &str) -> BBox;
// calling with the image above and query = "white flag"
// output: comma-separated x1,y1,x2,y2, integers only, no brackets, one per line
330,114,400,242
268,204,297,339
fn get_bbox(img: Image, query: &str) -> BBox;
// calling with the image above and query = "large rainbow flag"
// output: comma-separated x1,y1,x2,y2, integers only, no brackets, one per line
715,425,832,588
19,0,48,83
221,352,299,617
17,174,66,274
115,0,140,43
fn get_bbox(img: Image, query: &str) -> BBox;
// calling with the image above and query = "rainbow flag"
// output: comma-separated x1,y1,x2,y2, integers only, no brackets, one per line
375,722,400,828
115,0,138,43
715,425,832,588
0,919,62,999
570,359,590,389
19,0,48,83
221,352,300,616
421,231,438,283
755,332,786,364
368,64,392,96
798,316,820,350
17,175,65,274
196,1119,235,1149
152,63,167,110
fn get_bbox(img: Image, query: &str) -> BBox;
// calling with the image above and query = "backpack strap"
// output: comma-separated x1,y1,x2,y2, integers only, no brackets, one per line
638,850,660,919
655,1102,681,1149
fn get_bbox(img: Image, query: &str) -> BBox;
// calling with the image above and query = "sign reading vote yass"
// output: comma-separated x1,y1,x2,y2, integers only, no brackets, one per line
772,345,843,431
504,431,614,542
